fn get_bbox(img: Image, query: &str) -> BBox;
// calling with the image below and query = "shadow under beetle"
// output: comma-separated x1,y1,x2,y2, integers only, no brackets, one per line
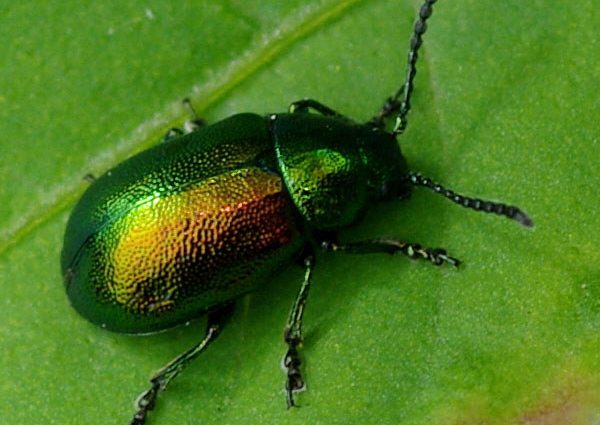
60,1,533,423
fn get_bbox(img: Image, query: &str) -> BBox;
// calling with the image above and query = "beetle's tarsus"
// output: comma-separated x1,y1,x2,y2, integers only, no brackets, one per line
161,127,184,143
160,99,205,143
83,173,96,183
423,248,461,268
282,252,315,408
181,99,205,132
283,341,304,408
128,305,233,425
130,382,159,425
183,118,205,133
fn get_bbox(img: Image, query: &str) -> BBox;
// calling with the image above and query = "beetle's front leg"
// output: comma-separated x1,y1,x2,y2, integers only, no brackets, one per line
282,251,316,408
130,303,234,425
289,99,345,119
321,238,460,267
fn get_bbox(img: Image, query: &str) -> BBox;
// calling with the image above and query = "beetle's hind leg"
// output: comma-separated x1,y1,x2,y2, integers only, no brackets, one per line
160,98,206,143
282,250,316,408
130,304,234,425
321,238,460,267
289,99,346,119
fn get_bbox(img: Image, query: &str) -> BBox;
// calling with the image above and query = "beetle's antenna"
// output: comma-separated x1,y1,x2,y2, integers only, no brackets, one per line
409,173,534,227
393,0,437,135
370,0,437,134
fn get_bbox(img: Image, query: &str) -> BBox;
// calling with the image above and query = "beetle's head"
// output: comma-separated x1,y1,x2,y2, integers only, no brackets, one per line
359,126,411,201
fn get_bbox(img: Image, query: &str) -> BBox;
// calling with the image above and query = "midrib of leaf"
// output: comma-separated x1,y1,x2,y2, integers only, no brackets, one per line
0,0,364,257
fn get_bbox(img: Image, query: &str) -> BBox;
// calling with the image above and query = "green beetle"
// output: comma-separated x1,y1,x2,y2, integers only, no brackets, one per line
61,1,532,424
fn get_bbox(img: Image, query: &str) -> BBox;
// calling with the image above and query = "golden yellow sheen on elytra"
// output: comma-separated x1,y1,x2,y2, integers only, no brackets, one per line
104,167,292,315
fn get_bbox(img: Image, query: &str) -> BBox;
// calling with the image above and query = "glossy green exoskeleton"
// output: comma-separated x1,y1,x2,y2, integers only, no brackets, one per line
61,1,533,424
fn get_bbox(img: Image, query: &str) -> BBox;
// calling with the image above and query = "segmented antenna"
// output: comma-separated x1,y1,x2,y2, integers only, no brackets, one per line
409,173,534,227
370,0,437,134
393,0,437,135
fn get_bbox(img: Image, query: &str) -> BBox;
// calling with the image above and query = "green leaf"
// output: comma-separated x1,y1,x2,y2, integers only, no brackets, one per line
1,1,598,424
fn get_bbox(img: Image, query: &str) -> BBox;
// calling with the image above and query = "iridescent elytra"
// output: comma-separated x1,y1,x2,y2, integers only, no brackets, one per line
60,1,533,424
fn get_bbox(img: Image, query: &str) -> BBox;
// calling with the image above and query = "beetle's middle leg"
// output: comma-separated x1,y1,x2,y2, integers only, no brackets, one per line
161,98,206,143
289,99,346,119
130,303,234,425
282,249,316,408
321,238,460,267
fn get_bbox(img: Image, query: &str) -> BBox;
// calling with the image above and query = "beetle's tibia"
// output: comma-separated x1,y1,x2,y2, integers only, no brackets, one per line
289,99,344,118
321,239,460,267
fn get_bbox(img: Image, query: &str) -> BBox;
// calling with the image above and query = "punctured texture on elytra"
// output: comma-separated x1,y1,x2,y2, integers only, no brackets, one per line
62,114,303,333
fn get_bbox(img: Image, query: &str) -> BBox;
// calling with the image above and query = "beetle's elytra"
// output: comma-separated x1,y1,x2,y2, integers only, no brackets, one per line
60,1,533,424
